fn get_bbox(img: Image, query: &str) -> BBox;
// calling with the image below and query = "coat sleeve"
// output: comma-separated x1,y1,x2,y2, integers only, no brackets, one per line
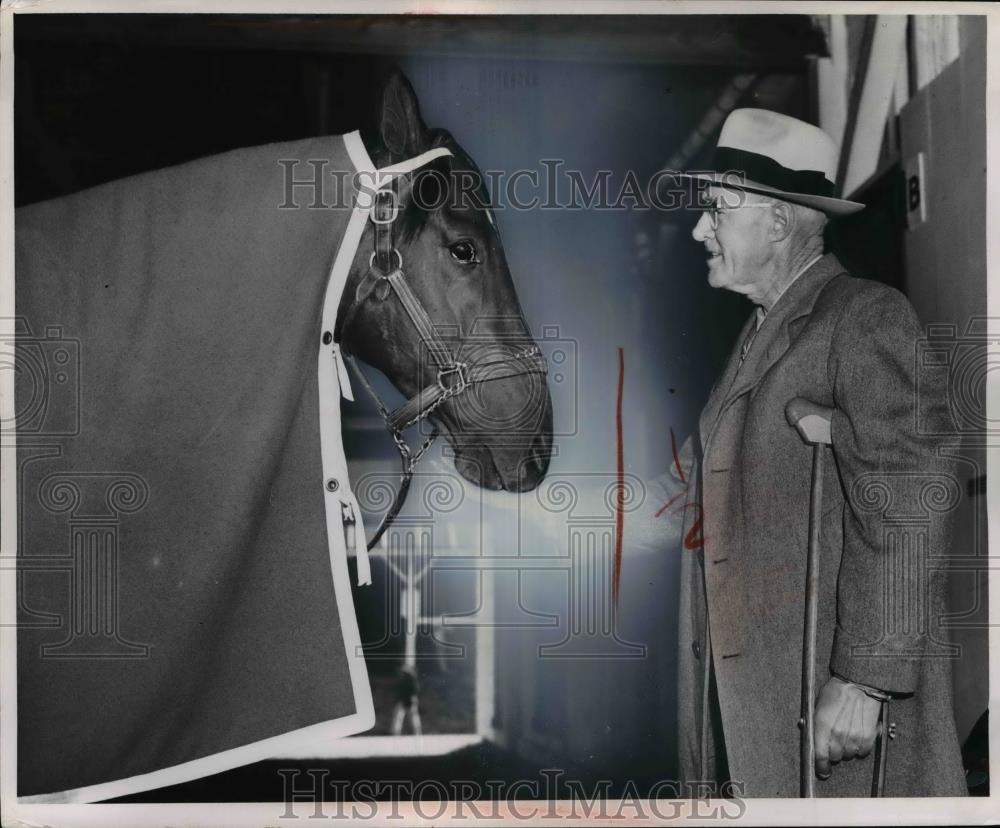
826,284,959,695
624,433,696,555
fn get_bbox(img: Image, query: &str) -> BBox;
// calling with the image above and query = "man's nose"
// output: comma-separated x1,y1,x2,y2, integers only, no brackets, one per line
692,211,713,242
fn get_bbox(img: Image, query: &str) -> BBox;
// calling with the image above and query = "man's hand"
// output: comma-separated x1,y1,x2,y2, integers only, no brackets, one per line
813,676,881,780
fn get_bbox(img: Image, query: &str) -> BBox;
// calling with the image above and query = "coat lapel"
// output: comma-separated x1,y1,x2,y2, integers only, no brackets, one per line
697,313,755,455
698,253,847,457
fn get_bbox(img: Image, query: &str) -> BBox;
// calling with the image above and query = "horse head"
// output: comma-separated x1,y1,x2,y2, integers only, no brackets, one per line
337,72,554,494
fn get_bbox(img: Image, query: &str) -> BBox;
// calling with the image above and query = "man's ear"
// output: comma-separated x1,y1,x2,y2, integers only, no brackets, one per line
769,200,795,242
379,71,427,159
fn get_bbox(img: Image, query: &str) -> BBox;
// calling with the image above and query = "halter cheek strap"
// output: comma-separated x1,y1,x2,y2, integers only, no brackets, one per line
372,184,399,277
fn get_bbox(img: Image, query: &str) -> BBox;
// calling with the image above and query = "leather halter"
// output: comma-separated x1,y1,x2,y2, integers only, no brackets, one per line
339,179,548,549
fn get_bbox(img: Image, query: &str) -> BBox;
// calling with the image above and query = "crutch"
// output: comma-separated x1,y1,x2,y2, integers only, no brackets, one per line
785,397,892,798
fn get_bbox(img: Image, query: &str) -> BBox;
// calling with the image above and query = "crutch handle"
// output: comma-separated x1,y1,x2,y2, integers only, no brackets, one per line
785,397,834,446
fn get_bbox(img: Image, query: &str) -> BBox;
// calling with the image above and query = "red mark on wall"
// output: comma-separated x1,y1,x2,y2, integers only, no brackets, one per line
670,427,686,484
683,504,705,551
613,347,625,608
655,491,685,518
655,489,705,551
655,427,703,550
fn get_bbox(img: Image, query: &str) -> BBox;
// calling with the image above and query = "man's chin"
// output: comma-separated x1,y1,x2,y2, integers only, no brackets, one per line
706,261,725,287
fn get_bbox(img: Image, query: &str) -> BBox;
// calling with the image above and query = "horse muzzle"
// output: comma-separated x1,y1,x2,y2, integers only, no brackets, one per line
445,377,553,492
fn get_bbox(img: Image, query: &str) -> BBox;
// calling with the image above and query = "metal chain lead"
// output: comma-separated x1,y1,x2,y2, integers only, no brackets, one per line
343,343,544,548
342,351,440,549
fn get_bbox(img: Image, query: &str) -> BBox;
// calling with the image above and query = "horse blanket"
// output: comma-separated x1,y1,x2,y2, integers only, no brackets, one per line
13,132,445,802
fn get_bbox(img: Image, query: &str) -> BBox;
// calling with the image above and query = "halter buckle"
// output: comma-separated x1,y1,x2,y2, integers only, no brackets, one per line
437,362,470,397
370,189,399,225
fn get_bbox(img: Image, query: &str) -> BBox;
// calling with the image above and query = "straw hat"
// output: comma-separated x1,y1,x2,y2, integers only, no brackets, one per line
678,108,864,215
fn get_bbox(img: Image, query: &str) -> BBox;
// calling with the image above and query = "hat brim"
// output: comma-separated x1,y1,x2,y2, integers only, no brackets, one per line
676,172,865,216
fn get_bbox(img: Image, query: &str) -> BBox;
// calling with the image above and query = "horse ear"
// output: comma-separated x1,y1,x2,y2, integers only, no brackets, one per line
379,71,427,158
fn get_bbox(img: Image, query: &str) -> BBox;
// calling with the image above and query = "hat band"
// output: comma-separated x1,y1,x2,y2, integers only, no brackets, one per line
711,147,834,199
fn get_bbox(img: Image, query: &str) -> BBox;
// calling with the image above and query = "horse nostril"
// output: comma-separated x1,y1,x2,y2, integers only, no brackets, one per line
516,447,547,491
521,461,535,485
532,434,552,469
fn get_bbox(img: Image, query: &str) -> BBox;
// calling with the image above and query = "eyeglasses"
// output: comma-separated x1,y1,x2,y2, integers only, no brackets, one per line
699,195,774,230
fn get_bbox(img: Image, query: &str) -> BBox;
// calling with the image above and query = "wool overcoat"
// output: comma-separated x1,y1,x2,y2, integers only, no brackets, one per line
662,254,966,797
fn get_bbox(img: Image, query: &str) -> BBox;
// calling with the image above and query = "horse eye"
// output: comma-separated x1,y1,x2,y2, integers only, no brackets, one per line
449,240,479,265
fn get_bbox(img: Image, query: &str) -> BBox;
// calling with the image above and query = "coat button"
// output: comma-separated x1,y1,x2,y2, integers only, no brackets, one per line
326,478,339,492
322,331,333,345
692,640,701,660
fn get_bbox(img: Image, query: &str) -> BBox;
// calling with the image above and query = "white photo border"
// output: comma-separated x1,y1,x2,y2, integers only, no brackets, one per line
1,2,996,825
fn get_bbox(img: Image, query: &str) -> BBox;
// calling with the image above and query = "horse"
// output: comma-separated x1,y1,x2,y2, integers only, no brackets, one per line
12,70,552,802
338,72,553,545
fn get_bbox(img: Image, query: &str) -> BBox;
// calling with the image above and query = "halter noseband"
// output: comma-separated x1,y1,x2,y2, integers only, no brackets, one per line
339,180,548,549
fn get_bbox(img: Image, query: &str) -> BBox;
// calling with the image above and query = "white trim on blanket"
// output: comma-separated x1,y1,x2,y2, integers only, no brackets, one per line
18,131,452,805
322,132,452,588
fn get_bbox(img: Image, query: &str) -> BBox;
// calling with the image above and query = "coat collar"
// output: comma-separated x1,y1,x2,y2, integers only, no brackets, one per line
698,253,847,456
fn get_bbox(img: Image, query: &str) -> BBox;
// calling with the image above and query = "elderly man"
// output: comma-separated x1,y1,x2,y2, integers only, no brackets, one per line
636,109,966,797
